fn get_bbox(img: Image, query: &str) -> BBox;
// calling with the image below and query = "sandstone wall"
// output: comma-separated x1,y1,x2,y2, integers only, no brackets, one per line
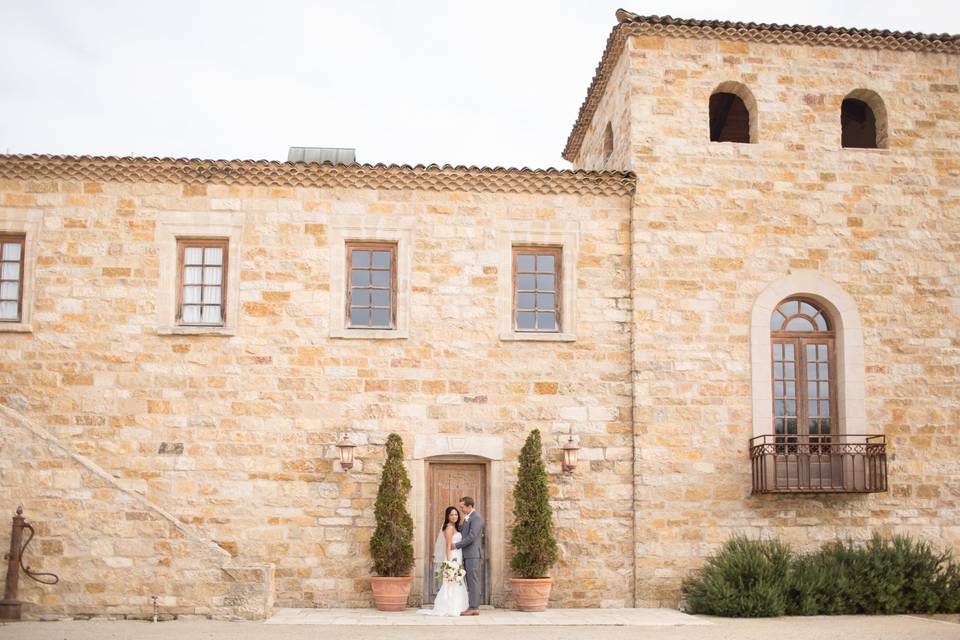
624,35,960,605
0,173,634,609
572,45,633,172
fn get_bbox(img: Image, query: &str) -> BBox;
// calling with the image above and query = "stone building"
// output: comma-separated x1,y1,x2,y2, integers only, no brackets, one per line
1,10,958,619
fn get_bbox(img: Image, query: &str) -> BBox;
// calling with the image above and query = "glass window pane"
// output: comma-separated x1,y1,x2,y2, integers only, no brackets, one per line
2,242,21,261
517,274,536,290
815,314,828,331
1,263,19,281
819,363,829,379
537,254,555,273
370,290,389,307
786,317,814,331
0,301,17,319
182,305,201,323
782,300,799,315
516,311,535,329
204,247,223,265
800,302,817,317
807,363,817,380
184,247,203,264
351,251,370,267
203,266,222,285
786,418,797,434
809,400,818,417
371,270,390,287
371,308,390,327
784,363,795,379
773,362,783,378
517,292,535,309
536,274,555,291
536,312,556,330
819,382,830,398
350,308,369,326
820,400,830,416
786,382,795,397
537,293,556,310
203,286,222,304
183,286,201,304
775,400,785,416
773,381,784,396
808,382,817,398
351,269,369,286
786,400,796,416
808,419,820,435
184,266,202,285
818,344,828,359
774,418,784,434
770,311,784,330
0,282,17,300
821,419,831,435
201,305,221,323
351,289,370,305
784,343,794,359
806,344,816,359
371,251,391,269
517,254,535,272
772,343,782,359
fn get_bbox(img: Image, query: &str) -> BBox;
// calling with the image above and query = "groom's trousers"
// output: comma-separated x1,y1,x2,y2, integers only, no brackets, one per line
464,557,481,610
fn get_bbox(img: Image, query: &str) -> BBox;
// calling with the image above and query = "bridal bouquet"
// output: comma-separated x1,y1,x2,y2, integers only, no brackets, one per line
437,558,466,585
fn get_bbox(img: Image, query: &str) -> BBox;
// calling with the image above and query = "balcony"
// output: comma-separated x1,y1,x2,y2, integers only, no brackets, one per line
750,434,887,494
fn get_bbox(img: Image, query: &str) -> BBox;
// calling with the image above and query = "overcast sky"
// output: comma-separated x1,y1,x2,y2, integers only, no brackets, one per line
1,1,958,168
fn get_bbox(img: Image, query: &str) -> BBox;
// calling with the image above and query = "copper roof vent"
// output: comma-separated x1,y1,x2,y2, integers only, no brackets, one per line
287,147,356,165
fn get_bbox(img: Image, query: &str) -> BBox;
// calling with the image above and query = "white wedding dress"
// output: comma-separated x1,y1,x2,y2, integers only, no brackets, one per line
419,529,469,616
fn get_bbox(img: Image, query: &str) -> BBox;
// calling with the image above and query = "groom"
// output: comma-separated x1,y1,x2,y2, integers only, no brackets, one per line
455,496,484,616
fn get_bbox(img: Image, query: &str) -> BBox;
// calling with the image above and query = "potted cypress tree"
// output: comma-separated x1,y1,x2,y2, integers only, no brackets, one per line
369,433,415,611
509,429,559,611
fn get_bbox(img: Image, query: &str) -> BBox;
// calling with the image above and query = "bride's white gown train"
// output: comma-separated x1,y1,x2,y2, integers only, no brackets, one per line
419,530,469,616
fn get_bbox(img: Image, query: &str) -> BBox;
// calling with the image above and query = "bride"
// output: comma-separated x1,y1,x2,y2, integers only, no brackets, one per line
420,506,469,616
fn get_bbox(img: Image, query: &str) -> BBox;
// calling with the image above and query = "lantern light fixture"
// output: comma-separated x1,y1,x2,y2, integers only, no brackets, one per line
561,434,580,473
336,433,357,471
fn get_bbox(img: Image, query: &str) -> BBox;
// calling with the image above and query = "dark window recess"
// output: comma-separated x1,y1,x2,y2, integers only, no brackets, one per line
841,98,878,149
709,92,751,143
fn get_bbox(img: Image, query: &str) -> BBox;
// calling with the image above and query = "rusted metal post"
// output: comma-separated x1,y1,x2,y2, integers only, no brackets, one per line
0,506,26,621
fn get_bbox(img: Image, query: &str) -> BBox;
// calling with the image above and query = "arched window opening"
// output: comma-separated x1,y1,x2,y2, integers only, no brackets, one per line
841,98,878,148
602,122,614,160
770,298,837,454
710,92,751,143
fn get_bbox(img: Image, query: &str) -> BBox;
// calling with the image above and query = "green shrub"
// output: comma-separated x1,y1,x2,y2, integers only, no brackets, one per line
509,429,559,578
369,433,414,577
684,533,960,617
682,536,792,617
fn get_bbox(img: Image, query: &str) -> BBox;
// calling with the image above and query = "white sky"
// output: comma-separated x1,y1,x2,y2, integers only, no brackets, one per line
1,1,958,169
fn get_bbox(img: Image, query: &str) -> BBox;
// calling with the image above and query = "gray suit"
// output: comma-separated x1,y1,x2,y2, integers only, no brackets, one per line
454,510,484,610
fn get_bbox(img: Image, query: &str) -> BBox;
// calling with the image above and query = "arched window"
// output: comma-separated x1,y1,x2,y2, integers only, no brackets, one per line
602,122,614,160
841,89,887,149
770,298,836,449
709,85,753,143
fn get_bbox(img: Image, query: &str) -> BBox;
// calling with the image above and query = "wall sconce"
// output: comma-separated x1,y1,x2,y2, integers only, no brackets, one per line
336,433,357,471
561,434,580,473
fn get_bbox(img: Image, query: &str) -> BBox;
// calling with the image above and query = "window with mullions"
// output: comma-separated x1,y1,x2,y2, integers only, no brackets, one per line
513,246,560,332
771,298,836,452
347,242,396,329
0,235,25,322
177,239,227,326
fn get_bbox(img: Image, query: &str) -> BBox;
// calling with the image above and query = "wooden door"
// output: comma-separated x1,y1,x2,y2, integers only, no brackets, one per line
426,463,487,604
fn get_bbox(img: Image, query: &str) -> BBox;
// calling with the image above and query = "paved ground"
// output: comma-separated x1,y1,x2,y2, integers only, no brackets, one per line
2,611,959,640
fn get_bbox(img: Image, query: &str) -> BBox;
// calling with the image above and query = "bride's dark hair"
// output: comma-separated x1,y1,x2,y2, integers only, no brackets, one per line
441,506,461,532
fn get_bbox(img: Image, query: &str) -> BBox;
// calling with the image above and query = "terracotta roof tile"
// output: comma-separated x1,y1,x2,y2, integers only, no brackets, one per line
0,154,635,197
563,10,960,161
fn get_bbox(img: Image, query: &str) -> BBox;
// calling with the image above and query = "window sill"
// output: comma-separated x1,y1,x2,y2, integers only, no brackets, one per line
156,326,235,337
0,322,32,333
330,328,408,340
499,331,576,342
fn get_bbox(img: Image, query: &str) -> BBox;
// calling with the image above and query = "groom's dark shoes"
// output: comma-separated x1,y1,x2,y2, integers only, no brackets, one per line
461,609,480,616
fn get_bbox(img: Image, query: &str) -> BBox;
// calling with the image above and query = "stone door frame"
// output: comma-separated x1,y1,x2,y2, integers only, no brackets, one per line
410,435,505,607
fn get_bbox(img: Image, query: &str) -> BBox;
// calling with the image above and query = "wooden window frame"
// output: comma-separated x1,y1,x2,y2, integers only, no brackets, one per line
176,238,229,327
345,241,397,330
512,245,562,333
770,298,839,447
0,234,26,323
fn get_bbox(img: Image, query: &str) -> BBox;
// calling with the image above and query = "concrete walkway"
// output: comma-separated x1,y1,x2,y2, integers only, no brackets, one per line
265,606,711,626
2,612,958,640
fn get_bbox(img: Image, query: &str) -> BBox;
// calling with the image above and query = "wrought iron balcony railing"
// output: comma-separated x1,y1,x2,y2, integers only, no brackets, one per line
750,434,887,494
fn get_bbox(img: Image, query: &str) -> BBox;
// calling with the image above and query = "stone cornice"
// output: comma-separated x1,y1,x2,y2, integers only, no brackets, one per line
0,154,636,197
562,11,960,161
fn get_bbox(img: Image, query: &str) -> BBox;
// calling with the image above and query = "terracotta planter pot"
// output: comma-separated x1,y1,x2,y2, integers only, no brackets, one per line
370,576,412,611
510,577,553,612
